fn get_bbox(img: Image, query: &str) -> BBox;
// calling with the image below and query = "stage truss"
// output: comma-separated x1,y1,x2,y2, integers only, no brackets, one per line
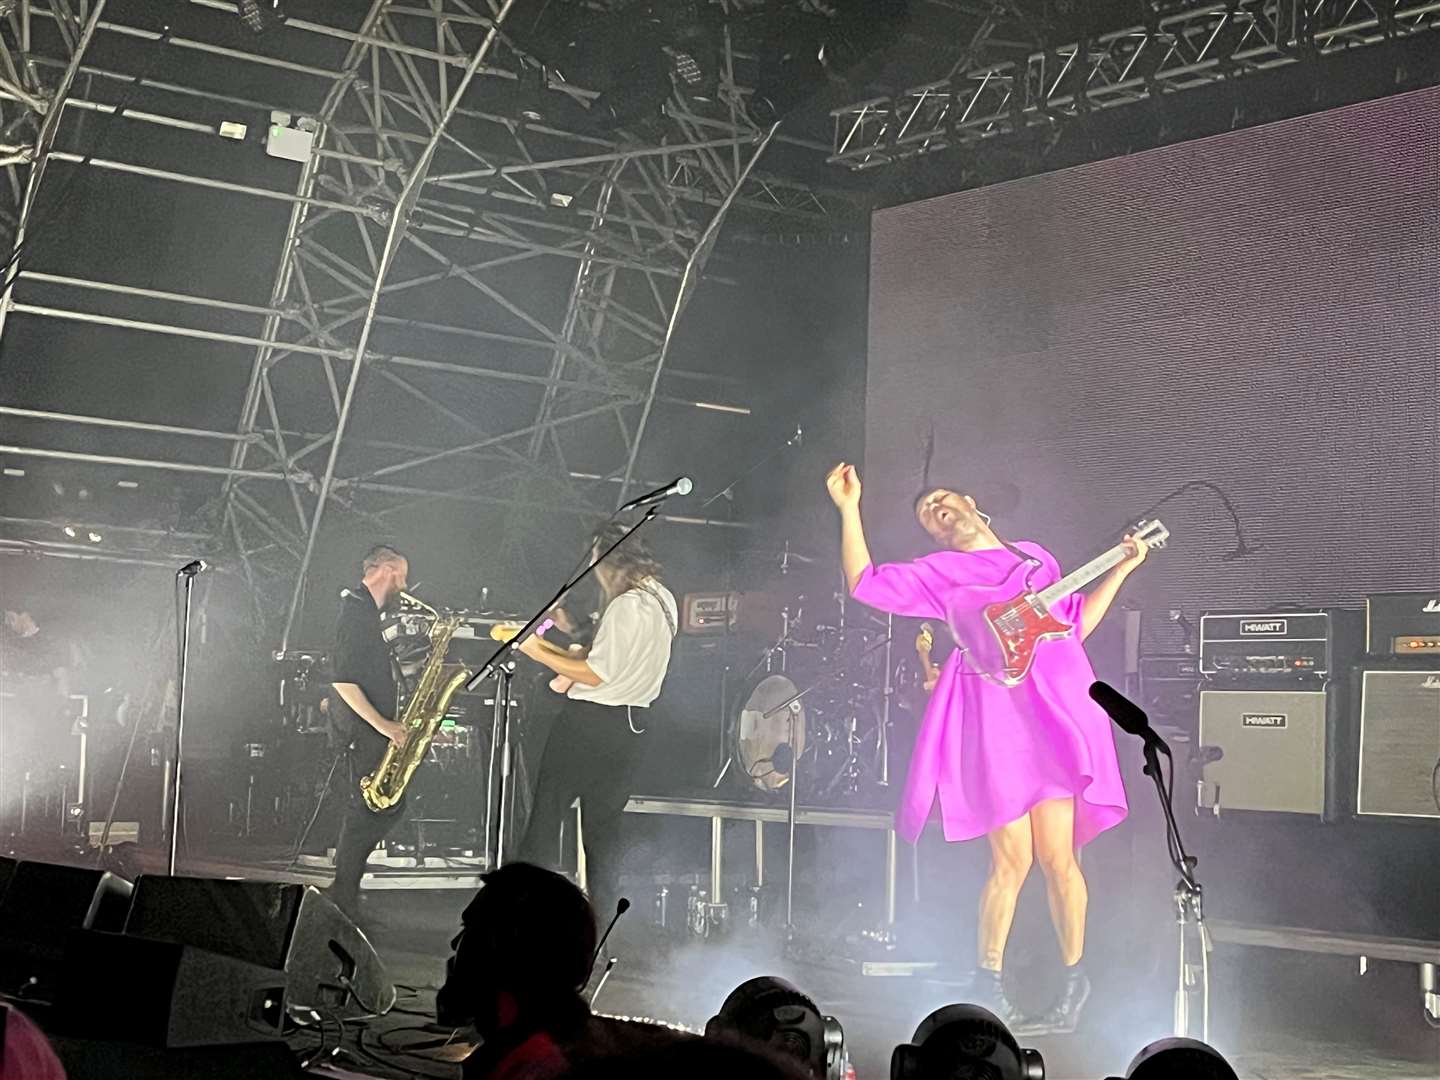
829,0,1440,170
0,0,859,639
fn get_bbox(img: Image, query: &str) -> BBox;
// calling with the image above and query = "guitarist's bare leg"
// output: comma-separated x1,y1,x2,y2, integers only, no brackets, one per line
973,815,1032,1022
979,816,1033,970
1026,796,1092,1032
1030,797,1086,964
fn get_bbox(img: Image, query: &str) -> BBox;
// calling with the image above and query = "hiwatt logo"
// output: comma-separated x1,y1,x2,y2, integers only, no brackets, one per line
1423,599,1440,614
1240,619,1288,636
1242,713,1288,729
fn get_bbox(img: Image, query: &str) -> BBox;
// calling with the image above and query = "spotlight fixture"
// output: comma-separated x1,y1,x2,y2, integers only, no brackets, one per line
706,976,848,1080
1111,1037,1238,1080
87,532,102,544
891,1004,1043,1080
238,0,285,35
63,525,76,538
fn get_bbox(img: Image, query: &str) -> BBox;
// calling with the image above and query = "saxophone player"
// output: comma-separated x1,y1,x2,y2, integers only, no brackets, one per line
328,544,411,921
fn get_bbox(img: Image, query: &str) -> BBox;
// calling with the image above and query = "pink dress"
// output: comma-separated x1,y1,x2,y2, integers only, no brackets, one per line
854,542,1128,847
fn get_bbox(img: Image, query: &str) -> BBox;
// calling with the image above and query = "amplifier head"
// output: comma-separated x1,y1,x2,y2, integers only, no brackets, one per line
1366,592,1440,656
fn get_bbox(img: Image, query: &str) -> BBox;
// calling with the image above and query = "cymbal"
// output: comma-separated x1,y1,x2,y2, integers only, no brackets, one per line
736,545,821,567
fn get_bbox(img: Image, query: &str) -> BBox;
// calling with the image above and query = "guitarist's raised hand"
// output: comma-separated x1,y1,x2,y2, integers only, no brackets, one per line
826,462,862,510
1116,533,1150,575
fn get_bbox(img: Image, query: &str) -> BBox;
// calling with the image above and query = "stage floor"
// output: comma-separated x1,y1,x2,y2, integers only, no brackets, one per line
354,890,1440,1080
17,835,1436,1078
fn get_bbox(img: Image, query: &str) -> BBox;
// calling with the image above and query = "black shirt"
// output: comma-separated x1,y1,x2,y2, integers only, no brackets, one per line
332,588,397,756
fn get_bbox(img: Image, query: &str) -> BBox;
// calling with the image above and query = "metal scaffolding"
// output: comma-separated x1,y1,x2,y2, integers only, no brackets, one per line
0,0,856,634
829,0,1440,170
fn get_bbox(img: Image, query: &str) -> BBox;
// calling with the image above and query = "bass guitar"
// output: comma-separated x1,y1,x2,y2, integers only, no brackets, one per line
955,519,1170,686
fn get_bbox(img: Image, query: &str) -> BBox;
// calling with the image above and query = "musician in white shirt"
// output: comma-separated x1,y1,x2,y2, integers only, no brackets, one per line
514,524,677,916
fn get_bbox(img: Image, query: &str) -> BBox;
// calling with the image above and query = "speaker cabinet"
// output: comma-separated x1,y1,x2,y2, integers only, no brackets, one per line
1357,667,1440,819
59,931,287,1048
0,863,133,993
124,876,394,1016
1198,688,1336,815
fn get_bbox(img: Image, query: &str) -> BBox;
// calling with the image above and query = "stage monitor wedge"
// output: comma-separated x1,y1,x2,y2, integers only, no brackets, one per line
123,875,395,1016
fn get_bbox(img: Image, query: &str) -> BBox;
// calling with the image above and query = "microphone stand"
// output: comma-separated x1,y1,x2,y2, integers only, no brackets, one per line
760,631,893,935
699,421,804,791
466,506,662,870
1132,729,1210,1042
168,562,204,875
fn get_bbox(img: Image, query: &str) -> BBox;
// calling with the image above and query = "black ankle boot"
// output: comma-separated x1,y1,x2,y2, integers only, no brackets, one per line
1024,964,1091,1035
972,968,1021,1027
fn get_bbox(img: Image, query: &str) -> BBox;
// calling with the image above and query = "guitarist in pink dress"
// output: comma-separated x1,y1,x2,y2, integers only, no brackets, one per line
825,462,1150,1033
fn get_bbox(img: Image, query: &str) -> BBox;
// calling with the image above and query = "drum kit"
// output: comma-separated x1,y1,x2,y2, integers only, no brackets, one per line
720,542,911,806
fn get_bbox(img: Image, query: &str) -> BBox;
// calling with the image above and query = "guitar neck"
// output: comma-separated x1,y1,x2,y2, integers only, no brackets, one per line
1036,543,1129,609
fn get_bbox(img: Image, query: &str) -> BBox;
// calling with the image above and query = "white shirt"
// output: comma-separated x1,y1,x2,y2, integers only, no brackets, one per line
568,578,677,708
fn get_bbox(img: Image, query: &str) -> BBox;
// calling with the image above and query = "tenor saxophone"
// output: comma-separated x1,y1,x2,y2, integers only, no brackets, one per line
360,592,471,813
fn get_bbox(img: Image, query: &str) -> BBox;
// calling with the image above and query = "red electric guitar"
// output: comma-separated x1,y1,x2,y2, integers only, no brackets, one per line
953,519,1170,686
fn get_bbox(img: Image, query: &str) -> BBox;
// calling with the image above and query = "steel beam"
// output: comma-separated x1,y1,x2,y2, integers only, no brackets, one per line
0,0,109,338
615,122,779,507
278,0,521,652
827,0,1440,170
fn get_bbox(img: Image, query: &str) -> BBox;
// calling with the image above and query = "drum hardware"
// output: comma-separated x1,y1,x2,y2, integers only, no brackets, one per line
745,883,765,929
739,629,897,929
687,885,710,937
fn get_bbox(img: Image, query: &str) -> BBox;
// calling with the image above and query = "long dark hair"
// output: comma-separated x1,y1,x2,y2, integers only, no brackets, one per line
591,522,664,593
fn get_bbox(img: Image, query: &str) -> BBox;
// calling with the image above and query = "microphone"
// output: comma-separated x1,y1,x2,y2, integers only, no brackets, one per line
1089,680,1169,754
591,897,630,970
618,476,692,512
177,559,210,576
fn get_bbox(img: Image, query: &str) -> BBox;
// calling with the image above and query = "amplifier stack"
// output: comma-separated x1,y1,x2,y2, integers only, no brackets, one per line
1192,593,1440,822
1196,609,1358,818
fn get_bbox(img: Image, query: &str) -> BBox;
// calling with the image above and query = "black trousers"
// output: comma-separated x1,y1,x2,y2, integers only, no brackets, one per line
517,699,646,914
330,745,406,918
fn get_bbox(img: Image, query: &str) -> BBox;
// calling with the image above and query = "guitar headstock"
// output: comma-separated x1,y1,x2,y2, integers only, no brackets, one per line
915,622,935,656
1132,519,1171,550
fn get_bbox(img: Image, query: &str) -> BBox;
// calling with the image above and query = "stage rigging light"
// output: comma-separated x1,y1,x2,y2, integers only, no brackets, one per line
1109,1037,1238,1080
891,1004,1043,1080
705,976,848,1080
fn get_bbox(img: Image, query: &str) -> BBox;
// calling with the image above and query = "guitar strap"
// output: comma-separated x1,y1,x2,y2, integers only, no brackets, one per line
949,534,1045,683
995,534,1044,576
